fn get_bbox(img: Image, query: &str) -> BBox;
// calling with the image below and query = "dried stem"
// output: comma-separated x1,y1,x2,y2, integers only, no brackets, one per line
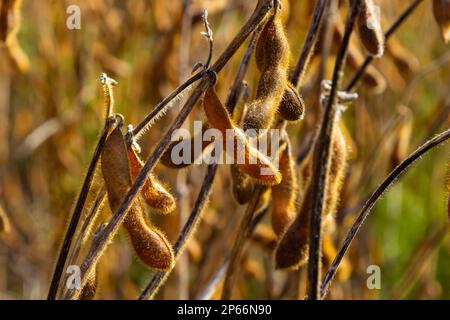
221,186,264,299
197,207,268,300
321,127,450,298
138,14,270,298
307,0,361,300
47,120,112,300
224,21,263,114
290,0,329,87
65,0,274,300
345,0,424,91
139,164,218,300
67,76,213,300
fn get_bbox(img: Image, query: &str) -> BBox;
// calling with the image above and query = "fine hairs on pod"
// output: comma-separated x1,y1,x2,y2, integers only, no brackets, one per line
202,85,281,186
101,126,174,270
270,140,298,237
127,144,176,214
275,124,348,269
243,8,290,131
254,9,305,123
357,0,385,57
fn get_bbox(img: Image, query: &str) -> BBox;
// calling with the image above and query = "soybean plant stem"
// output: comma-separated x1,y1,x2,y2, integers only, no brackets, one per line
47,121,111,300
321,127,450,298
307,0,361,300
66,0,274,300
221,186,264,299
290,0,329,87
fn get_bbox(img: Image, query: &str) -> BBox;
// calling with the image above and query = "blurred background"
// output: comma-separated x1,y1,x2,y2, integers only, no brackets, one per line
0,0,448,299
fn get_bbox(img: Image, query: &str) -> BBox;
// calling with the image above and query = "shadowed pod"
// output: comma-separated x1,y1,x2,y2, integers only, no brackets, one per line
275,122,348,270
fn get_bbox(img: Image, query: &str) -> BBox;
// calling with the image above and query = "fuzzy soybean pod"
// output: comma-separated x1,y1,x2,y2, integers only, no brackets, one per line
244,12,290,131
254,16,304,123
270,142,297,237
101,127,174,270
433,0,450,43
357,0,385,57
275,125,348,269
230,164,255,204
127,146,176,214
203,86,281,186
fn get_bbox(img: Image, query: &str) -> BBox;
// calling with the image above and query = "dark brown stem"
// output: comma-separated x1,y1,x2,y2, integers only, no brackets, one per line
65,0,274,300
67,76,213,300
47,122,111,300
290,0,328,87
320,127,450,298
345,0,424,91
138,14,270,299
221,186,264,299
139,164,218,300
196,206,268,300
132,71,204,137
225,22,262,114
307,0,361,300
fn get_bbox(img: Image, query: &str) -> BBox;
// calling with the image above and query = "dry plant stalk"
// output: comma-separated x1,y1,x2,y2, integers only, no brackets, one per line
40,0,441,301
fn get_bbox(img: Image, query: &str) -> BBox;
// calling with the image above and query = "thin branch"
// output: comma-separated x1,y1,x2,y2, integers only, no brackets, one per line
345,0,424,91
221,186,264,299
290,0,328,87
47,120,112,300
321,126,450,298
66,0,274,300
138,164,218,300
307,0,361,300
132,71,204,137
224,22,263,114
138,14,270,299
67,76,213,300
196,207,268,300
